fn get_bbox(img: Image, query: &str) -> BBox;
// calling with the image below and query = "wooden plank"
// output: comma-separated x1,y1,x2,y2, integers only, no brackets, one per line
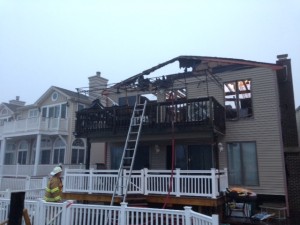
0,220,8,225
22,209,32,225
62,192,225,207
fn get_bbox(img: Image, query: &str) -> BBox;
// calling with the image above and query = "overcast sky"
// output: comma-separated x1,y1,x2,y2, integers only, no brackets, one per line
1,0,299,107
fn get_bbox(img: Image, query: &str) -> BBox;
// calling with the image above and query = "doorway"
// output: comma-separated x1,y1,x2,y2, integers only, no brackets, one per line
167,144,213,170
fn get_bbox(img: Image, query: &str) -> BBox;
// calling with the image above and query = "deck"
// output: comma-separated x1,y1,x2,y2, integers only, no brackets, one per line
75,97,226,140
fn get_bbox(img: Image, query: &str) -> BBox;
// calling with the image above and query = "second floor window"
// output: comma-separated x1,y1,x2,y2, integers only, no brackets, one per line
41,104,67,118
224,79,252,120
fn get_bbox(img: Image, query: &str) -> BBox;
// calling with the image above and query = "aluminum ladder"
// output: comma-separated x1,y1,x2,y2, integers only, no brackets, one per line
110,100,147,205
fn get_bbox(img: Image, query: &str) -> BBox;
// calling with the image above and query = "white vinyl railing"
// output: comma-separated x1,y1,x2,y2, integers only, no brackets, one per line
0,163,87,177
0,176,47,192
0,199,219,225
0,117,68,135
64,168,228,198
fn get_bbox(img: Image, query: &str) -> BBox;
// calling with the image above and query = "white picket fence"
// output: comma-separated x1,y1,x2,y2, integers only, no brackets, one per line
0,199,219,225
64,168,228,198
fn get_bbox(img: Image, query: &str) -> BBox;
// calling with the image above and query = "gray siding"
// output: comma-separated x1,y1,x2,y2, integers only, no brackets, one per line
220,67,285,195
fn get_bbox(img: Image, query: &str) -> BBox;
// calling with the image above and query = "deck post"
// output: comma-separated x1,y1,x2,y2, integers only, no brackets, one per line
211,214,219,225
141,169,145,194
119,202,127,225
211,168,217,198
175,169,180,197
144,168,148,195
88,168,94,194
183,206,192,225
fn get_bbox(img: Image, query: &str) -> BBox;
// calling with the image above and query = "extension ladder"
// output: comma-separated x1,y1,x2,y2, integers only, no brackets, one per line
110,100,147,205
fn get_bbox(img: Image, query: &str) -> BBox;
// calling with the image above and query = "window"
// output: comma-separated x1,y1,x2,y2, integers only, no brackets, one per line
224,79,252,120
110,146,123,169
71,139,85,164
53,138,65,164
227,142,259,186
77,103,85,111
61,103,67,118
41,104,66,118
0,108,8,116
18,140,28,164
49,105,60,118
40,138,52,164
28,109,39,118
0,118,8,126
52,92,58,101
4,143,16,165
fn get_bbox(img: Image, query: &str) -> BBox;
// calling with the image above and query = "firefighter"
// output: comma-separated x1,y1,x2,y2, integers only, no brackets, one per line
44,166,63,202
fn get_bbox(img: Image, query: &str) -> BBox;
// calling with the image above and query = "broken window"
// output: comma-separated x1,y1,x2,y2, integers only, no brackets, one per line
224,79,252,120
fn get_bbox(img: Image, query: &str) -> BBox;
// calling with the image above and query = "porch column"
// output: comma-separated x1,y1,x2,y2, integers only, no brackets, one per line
0,138,7,175
33,134,42,176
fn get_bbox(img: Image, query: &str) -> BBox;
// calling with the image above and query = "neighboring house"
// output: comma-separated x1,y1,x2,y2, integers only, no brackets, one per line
0,72,108,177
73,54,299,215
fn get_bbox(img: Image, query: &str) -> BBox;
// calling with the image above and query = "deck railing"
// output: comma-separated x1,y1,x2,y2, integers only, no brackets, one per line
0,116,68,136
64,168,228,198
0,176,47,192
75,97,225,138
0,163,87,177
0,199,219,225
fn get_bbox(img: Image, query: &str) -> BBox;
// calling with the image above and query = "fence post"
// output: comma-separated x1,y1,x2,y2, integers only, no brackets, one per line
175,168,180,197
42,177,48,189
88,168,93,194
5,189,11,199
184,206,192,225
37,199,45,225
211,214,219,225
144,168,148,195
211,168,217,198
25,176,30,190
119,202,127,225
61,200,74,225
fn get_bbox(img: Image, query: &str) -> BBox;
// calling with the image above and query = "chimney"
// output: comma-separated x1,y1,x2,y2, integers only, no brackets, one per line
277,54,288,60
88,71,109,100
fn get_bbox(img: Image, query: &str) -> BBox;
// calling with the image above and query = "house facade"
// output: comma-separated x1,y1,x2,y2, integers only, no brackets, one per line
0,72,108,177
74,55,299,214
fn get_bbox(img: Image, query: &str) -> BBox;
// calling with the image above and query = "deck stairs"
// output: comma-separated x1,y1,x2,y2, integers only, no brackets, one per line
110,100,147,206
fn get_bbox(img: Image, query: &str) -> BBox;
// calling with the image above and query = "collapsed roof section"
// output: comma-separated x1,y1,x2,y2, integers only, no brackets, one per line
113,55,283,93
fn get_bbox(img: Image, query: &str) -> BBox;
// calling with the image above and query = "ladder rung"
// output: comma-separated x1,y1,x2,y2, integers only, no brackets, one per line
126,148,134,151
122,166,130,169
123,157,133,160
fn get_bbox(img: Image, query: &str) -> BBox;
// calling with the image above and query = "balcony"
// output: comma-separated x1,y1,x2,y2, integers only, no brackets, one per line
75,97,225,140
0,117,68,137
